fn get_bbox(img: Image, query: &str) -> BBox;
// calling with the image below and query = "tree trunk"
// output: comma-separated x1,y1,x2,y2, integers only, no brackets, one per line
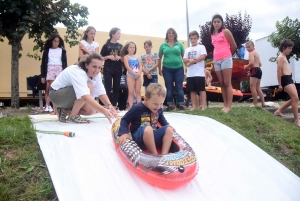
11,41,21,108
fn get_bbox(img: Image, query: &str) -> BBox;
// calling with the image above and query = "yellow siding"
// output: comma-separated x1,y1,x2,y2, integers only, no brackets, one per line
0,27,187,98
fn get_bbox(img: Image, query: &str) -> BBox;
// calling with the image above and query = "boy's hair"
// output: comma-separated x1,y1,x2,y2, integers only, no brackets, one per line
165,28,178,42
279,39,294,52
245,41,254,46
120,41,137,57
144,40,152,46
189,30,199,38
78,53,103,72
145,83,166,99
210,14,224,35
81,26,96,41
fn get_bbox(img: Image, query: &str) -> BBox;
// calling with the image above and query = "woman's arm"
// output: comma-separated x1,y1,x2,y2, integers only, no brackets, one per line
224,29,237,55
81,94,113,123
158,53,163,76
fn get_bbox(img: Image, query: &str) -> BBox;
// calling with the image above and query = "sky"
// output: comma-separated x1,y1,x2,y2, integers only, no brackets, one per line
69,0,300,43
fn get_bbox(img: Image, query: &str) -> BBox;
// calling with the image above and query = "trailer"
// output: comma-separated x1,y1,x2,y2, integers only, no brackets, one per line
255,36,300,100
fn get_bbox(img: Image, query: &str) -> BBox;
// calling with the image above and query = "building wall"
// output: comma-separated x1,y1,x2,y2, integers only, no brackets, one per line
0,27,187,98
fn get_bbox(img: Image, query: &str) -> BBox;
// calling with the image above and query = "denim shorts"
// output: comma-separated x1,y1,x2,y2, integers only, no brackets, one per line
213,57,233,71
132,125,169,149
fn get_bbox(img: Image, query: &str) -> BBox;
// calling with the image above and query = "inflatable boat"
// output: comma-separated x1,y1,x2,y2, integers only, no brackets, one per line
111,118,198,189
206,86,243,102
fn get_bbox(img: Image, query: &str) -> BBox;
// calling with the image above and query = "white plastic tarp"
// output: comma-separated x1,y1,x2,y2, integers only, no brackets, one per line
31,113,300,201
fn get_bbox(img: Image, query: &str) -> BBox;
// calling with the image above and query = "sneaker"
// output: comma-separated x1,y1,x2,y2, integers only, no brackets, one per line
47,105,54,112
67,115,89,123
43,106,49,112
56,108,68,123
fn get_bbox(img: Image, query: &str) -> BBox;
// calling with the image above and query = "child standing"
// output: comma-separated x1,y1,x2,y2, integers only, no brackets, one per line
117,67,128,111
211,14,237,113
78,26,99,60
100,27,123,109
273,39,300,127
121,41,142,109
118,83,175,154
244,41,266,107
183,30,207,111
41,34,67,114
141,40,160,91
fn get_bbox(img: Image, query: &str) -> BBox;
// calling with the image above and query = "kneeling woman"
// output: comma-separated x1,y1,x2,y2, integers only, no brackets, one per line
49,53,117,123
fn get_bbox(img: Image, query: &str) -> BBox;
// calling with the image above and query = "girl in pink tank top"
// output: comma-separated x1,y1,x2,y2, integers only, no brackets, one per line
210,14,237,113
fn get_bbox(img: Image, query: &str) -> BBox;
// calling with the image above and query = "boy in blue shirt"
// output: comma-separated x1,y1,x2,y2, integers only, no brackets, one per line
118,83,175,154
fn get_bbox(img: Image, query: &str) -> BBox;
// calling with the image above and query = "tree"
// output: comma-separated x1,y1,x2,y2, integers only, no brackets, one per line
0,0,89,108
224,11,252,57
199,21,214,60
199,11,252,59
268,17,300,61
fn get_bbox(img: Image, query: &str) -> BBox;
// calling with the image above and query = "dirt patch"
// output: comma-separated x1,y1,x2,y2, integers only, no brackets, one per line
0,107,35,117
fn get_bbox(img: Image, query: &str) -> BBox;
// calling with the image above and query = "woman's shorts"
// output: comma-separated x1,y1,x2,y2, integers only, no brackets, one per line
47,65,62,81
49,86,76,109
250,67,262,79
132,125,169,149
213,57,232,71
186,76,205,92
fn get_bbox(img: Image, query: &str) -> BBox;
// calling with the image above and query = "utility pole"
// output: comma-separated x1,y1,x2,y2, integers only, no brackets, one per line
186,0,190,47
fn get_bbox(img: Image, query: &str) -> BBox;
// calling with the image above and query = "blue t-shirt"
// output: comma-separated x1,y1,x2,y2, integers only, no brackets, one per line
118,102,169,136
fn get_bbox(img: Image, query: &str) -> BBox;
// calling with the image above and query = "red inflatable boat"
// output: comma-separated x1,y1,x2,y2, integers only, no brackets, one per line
111,118,198,189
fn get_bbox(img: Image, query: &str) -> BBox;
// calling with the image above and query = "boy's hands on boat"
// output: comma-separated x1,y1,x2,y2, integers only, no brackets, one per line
119,134,132,145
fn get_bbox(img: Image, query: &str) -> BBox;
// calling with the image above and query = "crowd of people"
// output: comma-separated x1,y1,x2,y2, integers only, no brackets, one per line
40,14,299,128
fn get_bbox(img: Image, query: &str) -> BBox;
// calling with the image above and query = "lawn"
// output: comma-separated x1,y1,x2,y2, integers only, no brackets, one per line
0,105,299,200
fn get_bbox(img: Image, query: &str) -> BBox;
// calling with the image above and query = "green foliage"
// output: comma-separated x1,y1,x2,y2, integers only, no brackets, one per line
0,0,89,107
199,11,252,59
268,17,300,61
0,116,57,200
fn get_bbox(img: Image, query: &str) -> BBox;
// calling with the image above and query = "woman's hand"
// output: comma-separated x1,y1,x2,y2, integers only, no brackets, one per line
108,104,118,117
107,55,116,61
115,55,121,61
101,107,113,124
159,68,163,76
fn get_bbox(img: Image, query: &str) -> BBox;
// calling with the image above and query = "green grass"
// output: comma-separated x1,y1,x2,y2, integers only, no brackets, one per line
184,107,300,176
0,106,300,200
0,116,57,201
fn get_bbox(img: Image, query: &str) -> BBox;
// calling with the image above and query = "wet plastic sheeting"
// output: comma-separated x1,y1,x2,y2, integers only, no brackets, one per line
31,113,300,201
